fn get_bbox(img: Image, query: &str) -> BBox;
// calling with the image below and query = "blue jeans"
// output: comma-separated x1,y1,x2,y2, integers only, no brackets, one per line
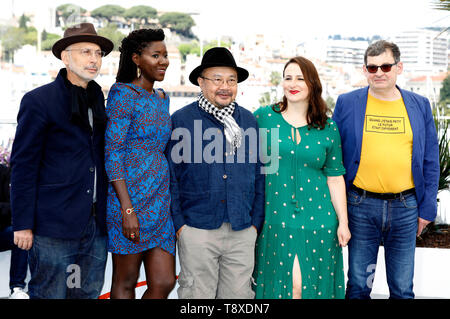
345,189,418,299
28,215,107,299
0,226,29,291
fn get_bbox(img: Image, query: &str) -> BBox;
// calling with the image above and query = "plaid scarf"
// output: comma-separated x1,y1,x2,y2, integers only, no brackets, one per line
197,92,242,154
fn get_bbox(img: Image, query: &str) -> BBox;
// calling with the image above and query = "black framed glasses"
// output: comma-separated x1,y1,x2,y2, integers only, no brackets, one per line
365,62,398,74
200,76,237,87
65,48,106,58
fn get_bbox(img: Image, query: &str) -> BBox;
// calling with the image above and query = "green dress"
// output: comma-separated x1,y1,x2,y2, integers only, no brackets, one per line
253,105,346,299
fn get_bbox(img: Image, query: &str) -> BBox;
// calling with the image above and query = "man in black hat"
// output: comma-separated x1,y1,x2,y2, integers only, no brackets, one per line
166,47,265,298
10,23,113,299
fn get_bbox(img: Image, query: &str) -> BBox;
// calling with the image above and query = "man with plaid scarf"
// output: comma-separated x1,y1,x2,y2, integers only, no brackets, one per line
166,47,265,299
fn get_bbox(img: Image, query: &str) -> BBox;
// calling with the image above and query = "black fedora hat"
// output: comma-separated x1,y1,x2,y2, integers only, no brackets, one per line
52,23,114,60
189,47,249,86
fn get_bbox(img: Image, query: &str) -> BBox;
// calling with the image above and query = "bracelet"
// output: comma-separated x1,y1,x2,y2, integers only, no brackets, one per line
125,207,134,215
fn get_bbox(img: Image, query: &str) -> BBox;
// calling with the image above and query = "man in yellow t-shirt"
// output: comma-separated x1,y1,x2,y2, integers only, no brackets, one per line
333,40,439,299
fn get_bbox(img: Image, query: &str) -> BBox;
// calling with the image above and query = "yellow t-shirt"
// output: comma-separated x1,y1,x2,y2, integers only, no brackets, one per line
353,93,415,193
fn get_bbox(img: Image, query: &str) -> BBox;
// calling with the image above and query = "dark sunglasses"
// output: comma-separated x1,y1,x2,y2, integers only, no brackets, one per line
366,62,398,74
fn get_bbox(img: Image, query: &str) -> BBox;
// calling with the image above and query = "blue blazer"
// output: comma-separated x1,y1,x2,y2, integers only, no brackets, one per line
10,69,108,239
332,86,440,221
166,102,265,233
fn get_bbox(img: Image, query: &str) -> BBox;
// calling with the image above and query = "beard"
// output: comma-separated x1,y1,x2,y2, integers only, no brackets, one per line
67,57,100,83
213,90,235,109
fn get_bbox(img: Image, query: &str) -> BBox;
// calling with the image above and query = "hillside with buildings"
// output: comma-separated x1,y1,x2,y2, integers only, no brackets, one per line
0,2,449,144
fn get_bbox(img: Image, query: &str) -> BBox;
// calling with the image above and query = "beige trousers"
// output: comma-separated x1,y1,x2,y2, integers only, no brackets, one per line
177,223,257,299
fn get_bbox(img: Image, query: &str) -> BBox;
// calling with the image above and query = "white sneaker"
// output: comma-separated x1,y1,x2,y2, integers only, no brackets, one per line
9,287,30,299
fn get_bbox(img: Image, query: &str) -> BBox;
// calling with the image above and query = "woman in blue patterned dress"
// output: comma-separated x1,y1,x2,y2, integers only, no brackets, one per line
104,29,175,299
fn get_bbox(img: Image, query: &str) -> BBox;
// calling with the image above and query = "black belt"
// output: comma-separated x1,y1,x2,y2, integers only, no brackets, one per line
351,185,415,200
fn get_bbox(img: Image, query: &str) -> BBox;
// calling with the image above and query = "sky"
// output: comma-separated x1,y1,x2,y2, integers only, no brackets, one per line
0,0,449,41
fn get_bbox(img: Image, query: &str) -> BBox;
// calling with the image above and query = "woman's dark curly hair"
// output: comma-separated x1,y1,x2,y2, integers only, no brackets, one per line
273,56,330,129
116,28,165,83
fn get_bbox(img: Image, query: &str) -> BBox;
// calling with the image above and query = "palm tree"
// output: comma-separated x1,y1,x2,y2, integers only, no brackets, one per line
430,0,450,194
432,0,450,10
421,0,450,231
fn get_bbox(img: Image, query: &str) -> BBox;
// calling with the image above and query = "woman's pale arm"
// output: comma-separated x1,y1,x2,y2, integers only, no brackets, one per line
327,175,351,247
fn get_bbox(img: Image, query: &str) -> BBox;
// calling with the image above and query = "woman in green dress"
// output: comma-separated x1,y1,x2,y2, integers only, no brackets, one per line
253,56,351,299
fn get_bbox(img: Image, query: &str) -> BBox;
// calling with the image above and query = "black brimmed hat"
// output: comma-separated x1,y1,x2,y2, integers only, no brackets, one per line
189,47,249,86
52,23,114,60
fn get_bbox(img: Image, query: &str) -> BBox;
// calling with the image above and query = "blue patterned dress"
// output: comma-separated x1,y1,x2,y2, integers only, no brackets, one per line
104,82,175,255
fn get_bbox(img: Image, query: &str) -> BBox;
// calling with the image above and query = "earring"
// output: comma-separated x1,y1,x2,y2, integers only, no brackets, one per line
137,66,141,78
